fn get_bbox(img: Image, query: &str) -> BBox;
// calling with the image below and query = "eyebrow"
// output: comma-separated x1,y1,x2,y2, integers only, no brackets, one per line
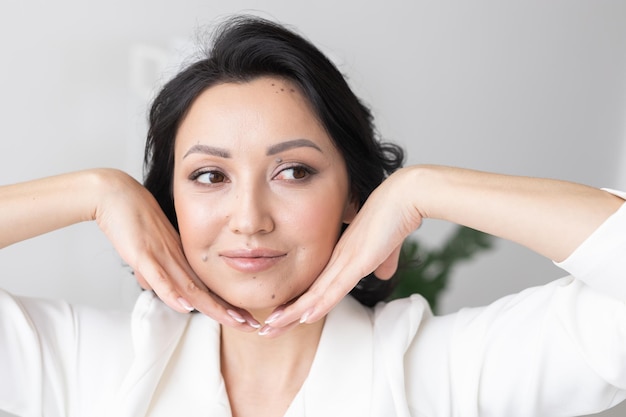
183,138,323,159
266,139,322,156
183,144,231,159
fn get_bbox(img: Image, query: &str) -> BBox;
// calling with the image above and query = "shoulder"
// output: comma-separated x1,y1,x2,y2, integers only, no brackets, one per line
326,294,434,350
0,288,129,341
2,288,136,367
372,294,433,345
0,289,136,415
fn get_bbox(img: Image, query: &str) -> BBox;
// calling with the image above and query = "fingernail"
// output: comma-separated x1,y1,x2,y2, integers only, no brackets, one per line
226,309,246,324
300,308,314,324
177,297,195,312
258,325,272,336
264,311,282,324
247,319,261,329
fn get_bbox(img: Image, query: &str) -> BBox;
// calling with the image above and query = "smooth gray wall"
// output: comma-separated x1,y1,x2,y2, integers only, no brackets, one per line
1,1,625,416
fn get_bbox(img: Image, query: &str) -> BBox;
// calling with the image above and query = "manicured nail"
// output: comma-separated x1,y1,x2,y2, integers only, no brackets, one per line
247,319,261,329
300,308,314,324
177,297,195,312
264,311,282,324
226,309,246,324
258,325,272,336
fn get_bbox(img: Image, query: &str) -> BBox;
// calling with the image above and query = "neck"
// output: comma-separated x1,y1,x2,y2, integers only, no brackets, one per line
220,315,325,416
220,315,324,381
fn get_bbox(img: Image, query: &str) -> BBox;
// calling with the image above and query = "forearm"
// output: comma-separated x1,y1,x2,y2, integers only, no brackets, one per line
408,165,624,262
0,169,113,249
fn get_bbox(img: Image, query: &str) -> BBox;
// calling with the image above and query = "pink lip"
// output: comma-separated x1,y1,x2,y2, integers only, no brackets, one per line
219,249,286,273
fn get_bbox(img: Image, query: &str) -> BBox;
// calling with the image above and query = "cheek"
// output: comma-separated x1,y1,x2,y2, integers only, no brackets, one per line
174,196,220,254
286,191,347,257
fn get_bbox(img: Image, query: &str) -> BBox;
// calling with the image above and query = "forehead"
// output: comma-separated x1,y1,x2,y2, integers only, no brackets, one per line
174,76,334,155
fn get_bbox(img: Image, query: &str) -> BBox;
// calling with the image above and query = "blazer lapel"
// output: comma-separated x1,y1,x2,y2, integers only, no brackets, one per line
141,312,232,416
293,297,375,416
107,294,386,417
106,291,192,417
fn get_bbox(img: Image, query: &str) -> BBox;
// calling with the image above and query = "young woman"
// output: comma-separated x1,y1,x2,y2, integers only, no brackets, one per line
1,16,624,417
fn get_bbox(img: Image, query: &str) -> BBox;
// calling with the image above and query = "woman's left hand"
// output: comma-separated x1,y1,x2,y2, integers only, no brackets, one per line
261,164,624,337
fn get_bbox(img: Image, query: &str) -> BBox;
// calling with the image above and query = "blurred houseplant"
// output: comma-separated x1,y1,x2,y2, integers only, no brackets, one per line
387,226,493,313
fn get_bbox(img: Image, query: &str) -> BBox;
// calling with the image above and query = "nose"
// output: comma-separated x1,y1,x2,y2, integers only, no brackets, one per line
227,180,275,235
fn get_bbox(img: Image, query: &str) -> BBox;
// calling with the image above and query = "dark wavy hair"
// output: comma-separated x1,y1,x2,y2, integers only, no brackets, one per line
143,15,404,307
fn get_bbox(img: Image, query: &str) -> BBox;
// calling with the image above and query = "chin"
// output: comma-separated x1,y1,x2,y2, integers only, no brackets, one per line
221,286,304,315
232,294,291,312
203,270,314,313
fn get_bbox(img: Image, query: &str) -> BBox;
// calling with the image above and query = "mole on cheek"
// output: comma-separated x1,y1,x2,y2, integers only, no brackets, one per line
271,294,276,299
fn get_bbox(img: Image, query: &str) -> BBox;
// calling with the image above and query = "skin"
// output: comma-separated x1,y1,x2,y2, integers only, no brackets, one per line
172,76,357,322
266,165,624,334
171,76,357,417
0,85,623,417
0,76,359,417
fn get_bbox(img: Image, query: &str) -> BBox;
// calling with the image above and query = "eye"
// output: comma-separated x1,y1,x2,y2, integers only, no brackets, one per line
275,165,314,181
191,170,228,184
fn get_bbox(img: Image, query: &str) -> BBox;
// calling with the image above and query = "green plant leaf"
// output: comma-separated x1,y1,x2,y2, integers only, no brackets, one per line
387,226,493,313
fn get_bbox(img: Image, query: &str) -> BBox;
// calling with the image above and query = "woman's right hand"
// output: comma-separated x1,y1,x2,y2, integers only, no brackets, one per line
92,169,259,330
0,169,259,331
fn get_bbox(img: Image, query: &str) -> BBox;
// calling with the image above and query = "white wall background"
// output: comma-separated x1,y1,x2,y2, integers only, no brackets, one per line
0,1,625,416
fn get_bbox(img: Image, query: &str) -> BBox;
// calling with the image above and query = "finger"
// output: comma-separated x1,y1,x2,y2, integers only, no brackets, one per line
268,260,359,328
194,289,260,333
135,258,197,314
173,264,259,332
373,244,402,280
132,270,152,290
233,309,262,330
134,242,259,330
269,232,399,328
258,319,302,338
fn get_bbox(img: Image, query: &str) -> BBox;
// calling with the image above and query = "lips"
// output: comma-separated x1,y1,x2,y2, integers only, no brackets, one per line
219,248,287,273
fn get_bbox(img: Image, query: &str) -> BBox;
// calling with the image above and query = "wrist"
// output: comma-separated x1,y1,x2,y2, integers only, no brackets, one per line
83,168,136,223
396,164,448,221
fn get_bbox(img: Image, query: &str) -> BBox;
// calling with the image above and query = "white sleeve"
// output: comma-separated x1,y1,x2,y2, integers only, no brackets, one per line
0,290,78,416
0,290,133,417
555,189,626,299
405,194,626,417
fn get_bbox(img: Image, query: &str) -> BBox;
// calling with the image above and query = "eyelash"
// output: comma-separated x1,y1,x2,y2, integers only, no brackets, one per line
189,169,228,185
275,164,316,181
188,164,317,185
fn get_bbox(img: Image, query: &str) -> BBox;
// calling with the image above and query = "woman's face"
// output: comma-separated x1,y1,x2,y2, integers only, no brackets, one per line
173,76,356,316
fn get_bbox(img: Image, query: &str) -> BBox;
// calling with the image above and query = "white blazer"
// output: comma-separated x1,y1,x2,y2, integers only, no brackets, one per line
1,191,625,417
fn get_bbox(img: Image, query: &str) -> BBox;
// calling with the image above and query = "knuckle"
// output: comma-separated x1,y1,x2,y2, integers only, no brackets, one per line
185,279,201,294
144,271,177,298
153,286,178,304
